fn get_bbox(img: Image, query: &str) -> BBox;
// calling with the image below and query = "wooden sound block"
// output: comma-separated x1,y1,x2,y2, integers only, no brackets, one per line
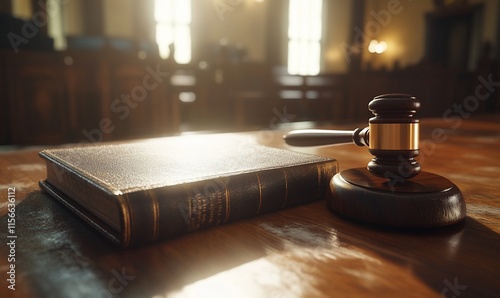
327,168,466,228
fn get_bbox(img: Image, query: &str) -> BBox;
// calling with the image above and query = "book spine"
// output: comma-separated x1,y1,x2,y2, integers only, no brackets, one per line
121,160,337,247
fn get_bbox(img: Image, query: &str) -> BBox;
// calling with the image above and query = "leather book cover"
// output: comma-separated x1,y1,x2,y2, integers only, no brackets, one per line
39,133,337,247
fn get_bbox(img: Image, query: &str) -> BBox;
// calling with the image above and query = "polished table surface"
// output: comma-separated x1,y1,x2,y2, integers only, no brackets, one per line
0,116,499,298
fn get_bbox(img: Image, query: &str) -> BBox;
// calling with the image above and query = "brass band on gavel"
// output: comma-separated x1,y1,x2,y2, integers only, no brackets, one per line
368,123,419,150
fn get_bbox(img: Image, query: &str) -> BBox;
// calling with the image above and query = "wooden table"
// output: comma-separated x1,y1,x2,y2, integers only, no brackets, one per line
1,116,499,298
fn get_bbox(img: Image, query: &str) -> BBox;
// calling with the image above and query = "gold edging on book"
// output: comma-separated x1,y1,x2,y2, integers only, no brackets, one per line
149,190,160,241
256,173,263,215
117,194,131,248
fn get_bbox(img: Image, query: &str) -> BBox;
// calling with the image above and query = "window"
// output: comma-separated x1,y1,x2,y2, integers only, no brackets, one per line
47,0,66,50
287,0,323,75
155,0,192,64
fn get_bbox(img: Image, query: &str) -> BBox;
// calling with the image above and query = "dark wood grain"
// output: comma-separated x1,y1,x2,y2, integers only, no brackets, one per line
0,115,499,297
329,168,465,228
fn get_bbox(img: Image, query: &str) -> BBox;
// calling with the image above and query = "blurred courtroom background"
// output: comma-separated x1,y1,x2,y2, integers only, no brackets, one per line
0,0,499,145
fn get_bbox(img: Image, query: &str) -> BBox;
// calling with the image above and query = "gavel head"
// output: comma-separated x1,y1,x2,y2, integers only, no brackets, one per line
366,93,421,179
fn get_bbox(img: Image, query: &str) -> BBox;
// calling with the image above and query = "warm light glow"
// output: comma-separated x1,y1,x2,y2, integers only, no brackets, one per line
155,0,191,64
179,92,196,103
47,0,66,50
368,40,387,54
287,0,323,75
166,258,305,298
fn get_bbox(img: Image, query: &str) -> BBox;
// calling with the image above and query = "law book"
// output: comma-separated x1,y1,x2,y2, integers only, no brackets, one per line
39,133,337,248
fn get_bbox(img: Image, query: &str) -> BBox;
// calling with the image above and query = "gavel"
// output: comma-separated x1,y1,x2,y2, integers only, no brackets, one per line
284,93,420,179
283,93,466,228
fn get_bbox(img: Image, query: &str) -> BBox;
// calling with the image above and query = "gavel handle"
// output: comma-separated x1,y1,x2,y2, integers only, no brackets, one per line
284,127,370,147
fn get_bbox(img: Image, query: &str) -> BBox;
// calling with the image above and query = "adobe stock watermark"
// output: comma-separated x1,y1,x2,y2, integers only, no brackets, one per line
90,267,135,298
441,277,467,298
6,187,17,291
8,0,70,53
385,73,499,190
81,64,169,143
341,0,412,63
213,0,243,21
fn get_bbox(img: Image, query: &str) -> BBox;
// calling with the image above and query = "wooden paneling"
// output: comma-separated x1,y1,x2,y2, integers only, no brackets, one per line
6,52,70,144
0,50,174,145
64,51,105,142
273,71,348,124
105,57,171,140
0,50,493,145
0,52,9,144
345,63,481,123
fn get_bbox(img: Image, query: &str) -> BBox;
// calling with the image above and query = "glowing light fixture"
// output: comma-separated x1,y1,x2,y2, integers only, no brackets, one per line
368,40,387,54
